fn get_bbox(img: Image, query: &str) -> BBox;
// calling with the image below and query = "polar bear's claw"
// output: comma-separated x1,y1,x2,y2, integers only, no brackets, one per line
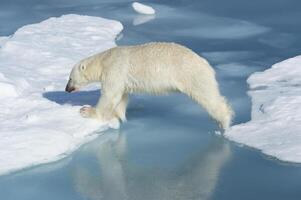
80,106,96,118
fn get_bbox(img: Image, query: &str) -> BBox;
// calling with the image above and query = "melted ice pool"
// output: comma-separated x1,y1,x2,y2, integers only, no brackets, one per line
1,0,301,199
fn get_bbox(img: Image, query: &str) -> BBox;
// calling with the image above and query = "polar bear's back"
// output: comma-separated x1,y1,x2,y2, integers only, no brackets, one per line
110,42,216,94
126,42,213,76
128,42,208,66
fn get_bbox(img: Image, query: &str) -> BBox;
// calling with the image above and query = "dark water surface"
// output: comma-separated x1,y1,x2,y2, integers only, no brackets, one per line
0,0,301,199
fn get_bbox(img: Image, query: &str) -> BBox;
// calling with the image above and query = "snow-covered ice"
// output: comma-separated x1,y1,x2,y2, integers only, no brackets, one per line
0,37,8,46
132,2,155,15
225,55,301,163
0,14,123,175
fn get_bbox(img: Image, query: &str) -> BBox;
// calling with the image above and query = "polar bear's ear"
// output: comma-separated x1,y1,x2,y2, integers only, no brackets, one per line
80,64,86,71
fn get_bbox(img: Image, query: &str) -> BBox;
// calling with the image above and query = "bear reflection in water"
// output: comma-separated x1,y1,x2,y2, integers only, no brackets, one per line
72,131,230,200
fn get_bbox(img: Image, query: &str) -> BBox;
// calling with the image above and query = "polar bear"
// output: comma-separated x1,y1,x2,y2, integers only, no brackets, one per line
65,42,233,129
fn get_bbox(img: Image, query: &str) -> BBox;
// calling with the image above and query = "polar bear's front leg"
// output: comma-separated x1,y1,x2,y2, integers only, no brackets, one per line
114,94,128,122
79,91,124,122
95,92,124,121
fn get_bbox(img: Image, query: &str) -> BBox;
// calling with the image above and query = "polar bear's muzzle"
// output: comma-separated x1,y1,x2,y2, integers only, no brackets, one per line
65,80,76,93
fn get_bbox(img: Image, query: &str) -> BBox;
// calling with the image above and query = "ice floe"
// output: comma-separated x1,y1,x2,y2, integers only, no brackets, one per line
0,14,123,175
0,36,8,46
225,55,301,163
132,2,155,15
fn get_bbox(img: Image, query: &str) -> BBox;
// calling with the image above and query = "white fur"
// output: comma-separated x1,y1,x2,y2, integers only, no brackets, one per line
67,42,234,129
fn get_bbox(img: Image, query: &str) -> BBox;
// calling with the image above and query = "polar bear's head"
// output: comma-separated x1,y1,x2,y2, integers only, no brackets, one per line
65,59,91,93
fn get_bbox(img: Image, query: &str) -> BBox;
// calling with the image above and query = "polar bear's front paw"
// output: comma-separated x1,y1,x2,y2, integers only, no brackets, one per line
80,106,97,118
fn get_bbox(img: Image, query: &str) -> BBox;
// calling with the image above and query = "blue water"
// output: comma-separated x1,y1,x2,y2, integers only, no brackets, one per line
1,0,301,199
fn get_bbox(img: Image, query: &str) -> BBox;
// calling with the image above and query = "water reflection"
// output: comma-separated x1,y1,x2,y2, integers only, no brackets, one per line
132,14,155,26
72,131,230,200
73,132,127,200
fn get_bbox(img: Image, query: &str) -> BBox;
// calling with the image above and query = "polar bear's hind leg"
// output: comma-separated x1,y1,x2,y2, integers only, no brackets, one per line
177,67,233,130
189,86,233,129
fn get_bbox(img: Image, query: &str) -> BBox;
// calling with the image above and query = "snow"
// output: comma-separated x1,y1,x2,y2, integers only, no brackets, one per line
0,36,8,46
0,82,18,97
0,14,123,175
0,72,18,97
225,55,301,163
132,2,155,15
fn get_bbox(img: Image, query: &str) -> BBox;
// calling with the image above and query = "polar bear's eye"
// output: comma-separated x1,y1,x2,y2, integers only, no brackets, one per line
80,65,86,71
